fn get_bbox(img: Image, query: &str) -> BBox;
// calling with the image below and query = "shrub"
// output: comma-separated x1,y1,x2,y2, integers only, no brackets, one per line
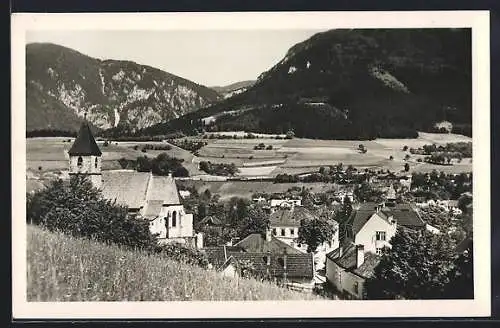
27,175,157,250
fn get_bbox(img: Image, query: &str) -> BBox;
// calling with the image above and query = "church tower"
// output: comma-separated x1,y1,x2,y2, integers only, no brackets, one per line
68,118,103,189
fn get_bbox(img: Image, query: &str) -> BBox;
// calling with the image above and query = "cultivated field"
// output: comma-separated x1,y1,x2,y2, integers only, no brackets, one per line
177,180,336,200
27,225,320,301
26,132,472,193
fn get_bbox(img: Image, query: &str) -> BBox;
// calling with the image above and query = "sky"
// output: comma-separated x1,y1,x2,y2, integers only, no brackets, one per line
26,30,324,86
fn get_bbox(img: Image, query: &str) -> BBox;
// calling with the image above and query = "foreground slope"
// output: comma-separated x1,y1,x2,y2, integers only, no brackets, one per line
26,43,221,132
27,225,320,301
146,29,471,139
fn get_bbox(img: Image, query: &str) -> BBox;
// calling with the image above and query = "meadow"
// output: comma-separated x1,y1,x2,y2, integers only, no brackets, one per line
27,225,321,301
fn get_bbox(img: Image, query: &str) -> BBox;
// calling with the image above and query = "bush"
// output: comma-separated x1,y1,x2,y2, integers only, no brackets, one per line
199,161,238,176
27,175,157,250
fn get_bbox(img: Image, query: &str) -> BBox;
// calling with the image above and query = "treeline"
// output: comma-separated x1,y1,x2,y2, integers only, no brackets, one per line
168,139,207,153
199,161,238,176
133,144,172,152
118,153,189,177
410,142,472,158
411,171,472,200
27,129,77,138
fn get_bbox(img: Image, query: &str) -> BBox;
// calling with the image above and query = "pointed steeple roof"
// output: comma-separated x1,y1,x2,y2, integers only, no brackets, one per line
68,119,102,156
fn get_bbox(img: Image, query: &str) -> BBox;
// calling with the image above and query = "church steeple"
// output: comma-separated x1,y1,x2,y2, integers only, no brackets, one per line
68,116,103,189
68,116,102,156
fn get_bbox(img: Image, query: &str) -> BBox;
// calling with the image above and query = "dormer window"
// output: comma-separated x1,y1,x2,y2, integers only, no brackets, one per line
77,156,83,167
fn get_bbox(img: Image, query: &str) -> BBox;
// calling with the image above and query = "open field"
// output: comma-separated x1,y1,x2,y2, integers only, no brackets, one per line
27,225,319,301
177,180,336,200
26,132,472,193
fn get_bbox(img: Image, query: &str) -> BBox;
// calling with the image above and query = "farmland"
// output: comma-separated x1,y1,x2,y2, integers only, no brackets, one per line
27,225,320,301
26,132,472,194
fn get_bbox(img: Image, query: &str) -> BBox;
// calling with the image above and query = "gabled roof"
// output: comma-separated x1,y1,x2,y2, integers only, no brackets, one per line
326,244,381,279
101,171,182,212
101,171,151,209
381,203,425,228
68,121,102,156
205,246,314,279
348,202,391,236
269,206,317,228
148,174,180,205
235,233,302,254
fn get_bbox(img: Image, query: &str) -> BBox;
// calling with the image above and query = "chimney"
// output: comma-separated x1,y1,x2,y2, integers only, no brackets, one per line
265,227,272,241
356,245,365,268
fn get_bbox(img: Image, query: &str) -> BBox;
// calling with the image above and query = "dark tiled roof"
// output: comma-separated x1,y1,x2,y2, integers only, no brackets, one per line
205,246,314,279
68,121,102,156
144,200,163,218
326,243,380,279
349,202,390,235
382,203,425,228
235,233,302,254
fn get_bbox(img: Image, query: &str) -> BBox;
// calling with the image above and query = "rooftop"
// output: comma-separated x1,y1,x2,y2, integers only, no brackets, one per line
326,243,381,279
234,233,303,255
205,246,314,279
68,120,102,156
269,206,317,228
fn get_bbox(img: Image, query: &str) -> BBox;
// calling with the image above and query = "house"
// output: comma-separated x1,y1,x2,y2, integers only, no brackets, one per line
325,243,381,299
345,202,398,255
343,201,425,255
269,198,302,211
204,244,316,292
269,206,339,266
68,119,201,248
234,229,303,255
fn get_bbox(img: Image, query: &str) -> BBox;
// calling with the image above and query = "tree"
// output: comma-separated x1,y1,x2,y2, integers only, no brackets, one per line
365,229,457,300
298,218,337,253
446,242,474,299
404,154,411,161
237,205,269,238
26,175,157,250
285,129,295,139
404,163,410,172
389,155,394,160
403,145,409,151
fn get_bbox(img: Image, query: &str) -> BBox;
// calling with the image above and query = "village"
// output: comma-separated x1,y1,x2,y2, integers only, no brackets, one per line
26,118,473,300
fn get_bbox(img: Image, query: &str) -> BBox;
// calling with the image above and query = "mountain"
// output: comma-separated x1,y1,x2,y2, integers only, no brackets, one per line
143,29,472,139
26,43,222,132
210,80,255,99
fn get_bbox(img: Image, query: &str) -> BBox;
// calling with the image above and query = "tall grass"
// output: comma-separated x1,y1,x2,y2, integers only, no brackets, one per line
27,225,321,301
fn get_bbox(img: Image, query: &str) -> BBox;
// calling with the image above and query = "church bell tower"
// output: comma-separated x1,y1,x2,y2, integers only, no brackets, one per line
68,116,103,189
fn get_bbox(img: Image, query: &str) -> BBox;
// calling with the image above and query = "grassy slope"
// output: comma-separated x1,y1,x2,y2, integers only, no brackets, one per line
27,225,320,301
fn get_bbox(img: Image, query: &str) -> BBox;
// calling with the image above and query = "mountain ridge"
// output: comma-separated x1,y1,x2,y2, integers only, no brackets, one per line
142,28,472,139
26,42,222,132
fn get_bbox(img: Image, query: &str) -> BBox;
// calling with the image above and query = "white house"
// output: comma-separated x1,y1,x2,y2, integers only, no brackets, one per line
269,198,302,211
325,243,381,299
347,203,398,255
68,119,201,248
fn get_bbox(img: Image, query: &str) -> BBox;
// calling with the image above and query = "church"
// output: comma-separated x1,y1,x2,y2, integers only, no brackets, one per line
67,120,201,248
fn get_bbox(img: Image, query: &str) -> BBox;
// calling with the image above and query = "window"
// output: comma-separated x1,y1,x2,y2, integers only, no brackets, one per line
353,281,359,294
172,211,177,227
95,158,98,168
281,228,286,236
376,231,386,241
273,228,277,236
376,247,383,255
77,156,83,167
290,228,295,236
